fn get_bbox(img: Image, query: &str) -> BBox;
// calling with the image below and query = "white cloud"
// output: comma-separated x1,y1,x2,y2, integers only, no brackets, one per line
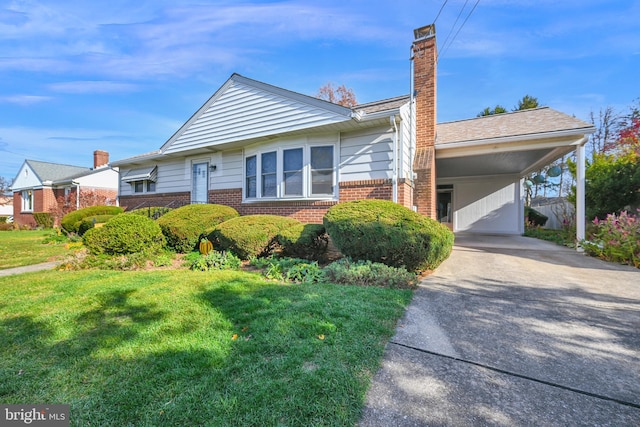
48,81,140,94
0,95,52,105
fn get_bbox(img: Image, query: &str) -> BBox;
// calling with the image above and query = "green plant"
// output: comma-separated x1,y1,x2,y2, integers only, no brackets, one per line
77,214,116,236
127,206,173,219
189,251,242,271
277,223,328,261
153,253,174,267
83,214,165,255
324,200,454,272
582,210,639,268
32,212,54,228
0,216,7,224
323,258,418,289
210,215,302,259
157,204,239,253
61,205,124,234
286,261,324,283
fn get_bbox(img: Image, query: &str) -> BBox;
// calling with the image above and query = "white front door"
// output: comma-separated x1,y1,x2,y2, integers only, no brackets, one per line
192,162,209,203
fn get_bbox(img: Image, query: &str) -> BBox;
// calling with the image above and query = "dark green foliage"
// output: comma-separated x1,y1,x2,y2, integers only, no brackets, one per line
277,223,328,260
323,258,418,289
61,205,124,234
77,215,116,236
127,206,173,219
524,206,548,227
157,204,239,253
323,200,454,272
250,256,325,283
33,212,54,228
210,215,301,259
0,216,7,224
83,214,165,255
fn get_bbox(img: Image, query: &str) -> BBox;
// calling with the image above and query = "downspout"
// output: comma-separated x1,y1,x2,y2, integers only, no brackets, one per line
72,180,80,209
391,115,399,203
575,135,589,251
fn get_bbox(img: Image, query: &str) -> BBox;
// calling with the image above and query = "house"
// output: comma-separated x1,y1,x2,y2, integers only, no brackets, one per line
113,24,595,239
10,150,119,227
0,193,13,219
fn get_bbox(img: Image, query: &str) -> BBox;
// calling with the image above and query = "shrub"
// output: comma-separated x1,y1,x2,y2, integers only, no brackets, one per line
188,251,242,271
127,206,173,219
77,214,116,236
210,215,301,259
157,204,239,253
83,214,165,255
0,216,7,224
525,206,548,227
250,256,325,283
323,258,418,289
278,223,328,260
323,200,454,272
61,205,124,234
582,210,639,268
33,212,54,229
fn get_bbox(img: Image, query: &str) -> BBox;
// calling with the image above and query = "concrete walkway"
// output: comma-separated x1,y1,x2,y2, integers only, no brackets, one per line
360,235,640,426
0,261,58,277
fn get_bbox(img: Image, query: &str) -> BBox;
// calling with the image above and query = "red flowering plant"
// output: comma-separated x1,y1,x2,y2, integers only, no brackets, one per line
582,209,640,268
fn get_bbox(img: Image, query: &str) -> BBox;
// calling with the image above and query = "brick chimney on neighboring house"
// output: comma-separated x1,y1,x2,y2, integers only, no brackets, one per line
411,24,437,219
93,150,109,169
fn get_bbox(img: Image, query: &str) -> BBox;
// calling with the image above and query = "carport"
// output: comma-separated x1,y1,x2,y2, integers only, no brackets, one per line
434,107,595,241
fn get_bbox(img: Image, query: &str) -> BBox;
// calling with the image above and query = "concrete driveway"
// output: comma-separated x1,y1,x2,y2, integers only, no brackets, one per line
359,234,640,426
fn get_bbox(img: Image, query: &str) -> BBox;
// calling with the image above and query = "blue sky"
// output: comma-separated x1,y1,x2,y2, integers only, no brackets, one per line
1,0,639,180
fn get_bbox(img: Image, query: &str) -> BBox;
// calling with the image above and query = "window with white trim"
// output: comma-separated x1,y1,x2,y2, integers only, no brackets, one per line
244,144,335,200
21,190,33,212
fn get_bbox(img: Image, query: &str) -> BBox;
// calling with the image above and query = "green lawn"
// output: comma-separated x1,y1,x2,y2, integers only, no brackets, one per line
0,269,412,426
0,229,72,269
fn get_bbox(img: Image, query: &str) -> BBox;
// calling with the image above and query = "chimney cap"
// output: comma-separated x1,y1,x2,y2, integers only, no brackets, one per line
414,24,436,41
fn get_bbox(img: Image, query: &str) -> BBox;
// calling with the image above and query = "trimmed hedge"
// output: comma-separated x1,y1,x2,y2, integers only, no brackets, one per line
77,214,117,236
210,215,306,260
127,206,173,219
278,223,328,260
83,214,165,255
323,200,454,272
61,205,124,234
33,212,54,228
157,204,239,253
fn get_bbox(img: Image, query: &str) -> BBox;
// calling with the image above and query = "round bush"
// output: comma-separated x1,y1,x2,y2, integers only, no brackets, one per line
61,205,124,234
323,200,454,272
83,214,165,255
127,206,173,219
210,215,302,259
157,204,239,253
77,214,117,236
278,223,328,261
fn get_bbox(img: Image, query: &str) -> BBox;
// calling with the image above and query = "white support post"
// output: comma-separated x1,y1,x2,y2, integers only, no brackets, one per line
576,143,586,250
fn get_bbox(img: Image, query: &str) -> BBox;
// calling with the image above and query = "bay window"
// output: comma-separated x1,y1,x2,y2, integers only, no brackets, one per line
244,144,335,200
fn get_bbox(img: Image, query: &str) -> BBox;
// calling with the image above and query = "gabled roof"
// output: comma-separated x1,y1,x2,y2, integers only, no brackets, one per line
26,160,90,183
436,107,595,146
354,95,410,115
160,73,355,155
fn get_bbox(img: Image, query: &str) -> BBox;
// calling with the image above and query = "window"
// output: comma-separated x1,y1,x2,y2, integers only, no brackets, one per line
244,144,334,200
146,181,156,192
283,148,303,196
310,146,334,195
246,156,256,198
261,152,277,197
133,181,144,193
21,190,33,212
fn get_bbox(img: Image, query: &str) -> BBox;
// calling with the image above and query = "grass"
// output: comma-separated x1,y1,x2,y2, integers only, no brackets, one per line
0,229,73,269
523,226,575,247
0,269,412,426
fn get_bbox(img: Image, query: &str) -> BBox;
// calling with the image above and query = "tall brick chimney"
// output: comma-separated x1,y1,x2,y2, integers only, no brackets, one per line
411,24,437,219
93,150,109,169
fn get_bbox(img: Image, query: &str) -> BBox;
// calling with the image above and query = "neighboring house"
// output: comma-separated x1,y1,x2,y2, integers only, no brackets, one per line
113,24,595,237
0,193,13,218
10,150,119,227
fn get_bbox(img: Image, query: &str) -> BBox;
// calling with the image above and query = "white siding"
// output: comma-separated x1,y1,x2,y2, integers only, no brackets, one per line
11,163,41,191
76,168,119,189
340,126,394,181
163,77,352,154
452,176,522,234
211,150,243,190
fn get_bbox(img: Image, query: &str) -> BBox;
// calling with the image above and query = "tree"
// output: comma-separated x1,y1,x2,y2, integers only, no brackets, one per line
316,83,357,107
477,105,507,117
515,94,539,111
0,176,12,193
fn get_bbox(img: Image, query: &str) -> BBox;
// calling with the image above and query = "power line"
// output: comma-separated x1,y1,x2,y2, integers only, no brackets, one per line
439,0,480,61
432,0,449,24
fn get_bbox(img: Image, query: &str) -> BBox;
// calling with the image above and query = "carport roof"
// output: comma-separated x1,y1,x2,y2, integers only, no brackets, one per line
436,107,594,146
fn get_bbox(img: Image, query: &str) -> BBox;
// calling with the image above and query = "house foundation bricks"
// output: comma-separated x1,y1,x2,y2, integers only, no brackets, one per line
411,24,438,219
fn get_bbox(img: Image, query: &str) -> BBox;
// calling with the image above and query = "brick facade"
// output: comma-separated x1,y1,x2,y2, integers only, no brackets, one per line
411,24,438,219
